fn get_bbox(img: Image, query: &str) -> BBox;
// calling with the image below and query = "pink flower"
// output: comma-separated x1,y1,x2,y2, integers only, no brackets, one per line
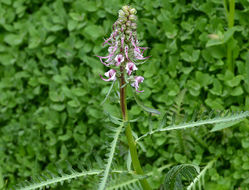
108,46,114,53
103,30,118,46
115,54,124,66
102,35,112,46
121,36,125,48
100,69,116,81
125,62,138,75
97,44,118,66
131,76,144,92
125,45,131,61
131,37,150,60
133,47,150,60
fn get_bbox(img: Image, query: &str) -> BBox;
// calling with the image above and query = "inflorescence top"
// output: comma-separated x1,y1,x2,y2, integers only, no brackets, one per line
97,5,150,92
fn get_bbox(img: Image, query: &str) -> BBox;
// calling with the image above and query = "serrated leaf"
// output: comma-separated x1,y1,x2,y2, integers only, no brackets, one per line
211,120,241,132
187,159,216,190
101,80,115,105
15,167,103,190
163,164,199,190
105,111,123,125
126,151,132,172
159,112,167,129
137,111,249,142
98,124,124,190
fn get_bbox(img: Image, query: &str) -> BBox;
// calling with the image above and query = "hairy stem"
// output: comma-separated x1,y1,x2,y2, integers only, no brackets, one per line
119,66,152,190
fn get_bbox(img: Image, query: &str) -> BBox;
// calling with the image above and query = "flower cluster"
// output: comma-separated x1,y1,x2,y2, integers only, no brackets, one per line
97,5,149,92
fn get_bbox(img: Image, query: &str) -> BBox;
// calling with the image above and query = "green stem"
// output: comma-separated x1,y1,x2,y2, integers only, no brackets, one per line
225,0,235,72
119,66,152,190
228,0,235,28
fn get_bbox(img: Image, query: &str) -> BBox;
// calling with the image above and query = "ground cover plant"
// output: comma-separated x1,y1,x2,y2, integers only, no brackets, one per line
1,0,249,190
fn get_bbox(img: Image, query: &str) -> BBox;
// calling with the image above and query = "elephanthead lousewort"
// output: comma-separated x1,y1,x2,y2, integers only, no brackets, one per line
97,5,150,92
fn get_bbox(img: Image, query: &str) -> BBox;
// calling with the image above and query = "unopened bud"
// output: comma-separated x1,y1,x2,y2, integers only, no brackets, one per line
130,8,137,14
126,21,131,26
122,5,130,15
118,10,125,17
116,20,122,26
122,25,126,31
117,27,121,33
129,15,136,21
125,30,132,35
119,17,127,23
131,23,137,29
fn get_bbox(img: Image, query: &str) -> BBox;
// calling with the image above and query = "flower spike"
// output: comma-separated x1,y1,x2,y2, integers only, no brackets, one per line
98,5,150,92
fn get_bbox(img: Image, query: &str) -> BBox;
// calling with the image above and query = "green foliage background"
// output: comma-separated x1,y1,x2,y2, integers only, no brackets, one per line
0,0,249,189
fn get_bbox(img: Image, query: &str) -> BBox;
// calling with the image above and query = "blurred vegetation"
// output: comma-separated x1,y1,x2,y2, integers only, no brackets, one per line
0,0,249,189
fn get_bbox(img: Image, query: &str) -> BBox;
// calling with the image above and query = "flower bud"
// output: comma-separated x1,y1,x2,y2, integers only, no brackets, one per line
125,30,132,35
122,25,126,31
129,15,137,21
126,21,131,27
116,20,122,26
118,10,125,17
117,27,121,33
122,5,130,15
130,8,137,14
131,23,137,29
119,17,127,23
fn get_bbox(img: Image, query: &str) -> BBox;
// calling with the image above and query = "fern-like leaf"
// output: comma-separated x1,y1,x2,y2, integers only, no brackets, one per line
101,80,116,105
98,124,124,190
187,159,216,190
136,111,249,142
106,173,143,190
107,164,172,190
163,164,199,190
14,168,129,190
14,169,102,190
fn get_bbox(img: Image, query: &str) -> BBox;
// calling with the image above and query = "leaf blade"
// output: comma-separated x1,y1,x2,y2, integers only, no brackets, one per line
133,92,160,115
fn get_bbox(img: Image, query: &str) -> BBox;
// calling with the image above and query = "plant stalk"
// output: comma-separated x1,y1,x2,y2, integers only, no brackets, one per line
119,66,152,190
224,0,235,72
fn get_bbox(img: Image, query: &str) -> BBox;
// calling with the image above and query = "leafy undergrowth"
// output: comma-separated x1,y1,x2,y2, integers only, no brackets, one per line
0,0,249,189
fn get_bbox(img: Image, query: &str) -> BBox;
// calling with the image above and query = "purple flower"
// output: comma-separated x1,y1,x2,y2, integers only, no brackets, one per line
102,36,112,46
121,36,125,49
103,30,118,46
131,76,144,92
115,54,124,66
125,45,131,61
97,43,118,66
98,5,150,93
131,37,150,60
108,46,114,53
100,69,116,81
125,62,138,75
